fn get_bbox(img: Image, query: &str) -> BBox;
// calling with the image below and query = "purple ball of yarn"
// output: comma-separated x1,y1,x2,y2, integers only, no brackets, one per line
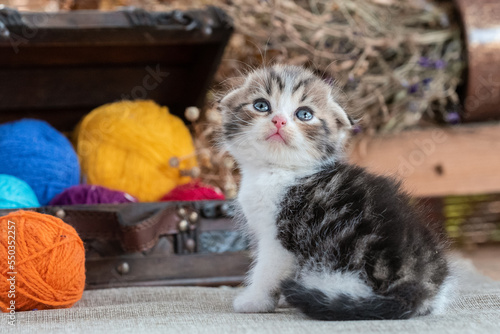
49,185,138,205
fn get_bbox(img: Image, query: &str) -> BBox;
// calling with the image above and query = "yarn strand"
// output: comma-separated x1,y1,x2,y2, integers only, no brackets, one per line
0,210,86,312
74,100,198,201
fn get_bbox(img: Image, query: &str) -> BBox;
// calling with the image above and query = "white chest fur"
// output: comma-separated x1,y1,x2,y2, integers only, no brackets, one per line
238,167,297,238
233,166,300,313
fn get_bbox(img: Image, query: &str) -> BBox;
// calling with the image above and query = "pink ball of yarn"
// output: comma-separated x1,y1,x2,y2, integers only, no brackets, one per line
160,181,225,201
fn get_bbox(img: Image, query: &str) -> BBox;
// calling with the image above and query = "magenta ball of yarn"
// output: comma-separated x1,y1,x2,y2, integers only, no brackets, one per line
49,185,138,205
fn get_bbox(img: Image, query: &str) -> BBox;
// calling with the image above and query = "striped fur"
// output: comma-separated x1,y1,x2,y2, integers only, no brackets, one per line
217,65,454,320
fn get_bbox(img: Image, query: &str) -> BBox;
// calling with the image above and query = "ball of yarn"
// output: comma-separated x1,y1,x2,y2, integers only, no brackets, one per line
0,119,80,205
0,210,86,312
0,175,40,209
74,100,197,202
160,181,225,201
49,185,138,206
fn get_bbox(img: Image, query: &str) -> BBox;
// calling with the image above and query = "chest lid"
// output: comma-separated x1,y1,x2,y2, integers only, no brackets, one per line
0,6,233,130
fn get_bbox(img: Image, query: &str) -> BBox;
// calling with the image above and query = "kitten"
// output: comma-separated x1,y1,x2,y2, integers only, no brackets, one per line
217,64,454,320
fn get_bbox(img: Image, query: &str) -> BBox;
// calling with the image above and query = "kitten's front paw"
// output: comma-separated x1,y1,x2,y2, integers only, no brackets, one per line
277,294,291,308
233,289,277,313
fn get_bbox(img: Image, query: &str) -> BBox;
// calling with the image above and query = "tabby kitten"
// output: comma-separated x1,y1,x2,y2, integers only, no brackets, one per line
217,64,454,320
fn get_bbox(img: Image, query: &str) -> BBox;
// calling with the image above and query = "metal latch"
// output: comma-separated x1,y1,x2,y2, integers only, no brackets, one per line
175,205,199,254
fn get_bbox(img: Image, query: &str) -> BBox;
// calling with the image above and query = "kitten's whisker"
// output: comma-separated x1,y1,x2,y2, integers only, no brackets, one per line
221,58,256,74
232,114,255,126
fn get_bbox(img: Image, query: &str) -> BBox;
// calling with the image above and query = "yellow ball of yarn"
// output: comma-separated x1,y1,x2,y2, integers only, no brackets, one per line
74,100,197,202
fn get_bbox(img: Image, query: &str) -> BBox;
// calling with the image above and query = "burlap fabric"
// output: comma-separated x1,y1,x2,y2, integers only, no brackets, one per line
2,258,499,334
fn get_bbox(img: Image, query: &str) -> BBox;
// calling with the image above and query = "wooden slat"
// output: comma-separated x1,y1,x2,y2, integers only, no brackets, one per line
0,9,232,46
0,66,188,110
0,8,233,127
349,122,500,197
85,252,250,289
0,44,196,67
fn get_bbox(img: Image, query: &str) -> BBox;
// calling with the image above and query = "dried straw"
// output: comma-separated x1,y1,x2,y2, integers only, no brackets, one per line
152,0,465,134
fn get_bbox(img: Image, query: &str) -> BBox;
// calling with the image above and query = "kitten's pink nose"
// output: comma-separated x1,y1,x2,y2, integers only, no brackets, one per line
272,115,287,129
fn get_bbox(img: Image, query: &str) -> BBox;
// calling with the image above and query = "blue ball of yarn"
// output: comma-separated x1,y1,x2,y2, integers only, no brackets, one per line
0,174,40,209
0,119,80,205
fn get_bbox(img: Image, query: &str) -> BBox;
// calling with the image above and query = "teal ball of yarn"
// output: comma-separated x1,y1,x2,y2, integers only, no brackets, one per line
0,119,81,205
0,174,40,209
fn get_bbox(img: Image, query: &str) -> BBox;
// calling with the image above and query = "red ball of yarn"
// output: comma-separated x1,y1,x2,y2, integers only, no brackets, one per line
160,181,225,201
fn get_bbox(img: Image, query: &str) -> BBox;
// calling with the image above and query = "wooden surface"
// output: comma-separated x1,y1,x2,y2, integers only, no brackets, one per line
85,252,250,289
349,122,500,197
0,8,233,130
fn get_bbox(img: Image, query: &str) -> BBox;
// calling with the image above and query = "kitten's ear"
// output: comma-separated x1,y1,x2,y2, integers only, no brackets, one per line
335,107,355,129
328,88,353,128
347,115,356,126
232,75,246,86
217,76,246,107
222,76,246,94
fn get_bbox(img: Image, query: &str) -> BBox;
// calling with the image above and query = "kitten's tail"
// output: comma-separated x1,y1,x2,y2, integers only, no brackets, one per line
281,279,423,320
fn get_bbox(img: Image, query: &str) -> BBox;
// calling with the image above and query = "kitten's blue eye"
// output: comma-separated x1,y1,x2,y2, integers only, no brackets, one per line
253,99,270,112
296,108,314,121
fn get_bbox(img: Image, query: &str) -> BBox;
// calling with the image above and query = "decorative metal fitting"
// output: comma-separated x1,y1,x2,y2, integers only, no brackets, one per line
116,262,130,275
201,203,217,218
185,238,196,253
55,209,66,219
189,211,198,223
177,207,187,217
178,219,189,232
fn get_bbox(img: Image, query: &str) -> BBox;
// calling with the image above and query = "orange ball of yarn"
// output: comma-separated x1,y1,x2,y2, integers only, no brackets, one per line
0,210,85,312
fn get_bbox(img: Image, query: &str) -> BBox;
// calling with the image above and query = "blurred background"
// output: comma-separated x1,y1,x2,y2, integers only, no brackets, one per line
1,0,499,278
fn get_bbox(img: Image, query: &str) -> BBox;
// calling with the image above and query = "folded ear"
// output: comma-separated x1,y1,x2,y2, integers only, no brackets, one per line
327,84,352,129
216,75,247,107
222,76,246,93
333,104,354,130
347,115,356,126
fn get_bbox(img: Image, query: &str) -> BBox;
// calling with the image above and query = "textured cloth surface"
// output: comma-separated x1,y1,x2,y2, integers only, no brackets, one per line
1,259,499,334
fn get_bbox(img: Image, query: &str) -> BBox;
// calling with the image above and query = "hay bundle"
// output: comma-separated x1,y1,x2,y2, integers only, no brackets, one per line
153,0,464,133
166,0,464,195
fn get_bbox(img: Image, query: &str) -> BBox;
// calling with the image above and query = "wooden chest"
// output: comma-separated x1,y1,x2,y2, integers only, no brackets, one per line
0,6,251,289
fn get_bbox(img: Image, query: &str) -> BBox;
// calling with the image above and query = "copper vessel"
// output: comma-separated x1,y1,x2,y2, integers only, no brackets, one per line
454,0,500,121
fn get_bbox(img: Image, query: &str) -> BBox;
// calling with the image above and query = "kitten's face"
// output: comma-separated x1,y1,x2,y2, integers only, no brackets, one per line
218,65,352,169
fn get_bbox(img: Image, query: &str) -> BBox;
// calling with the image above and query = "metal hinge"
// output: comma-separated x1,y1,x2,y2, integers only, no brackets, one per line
0,6,23,39
123,7,200,32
